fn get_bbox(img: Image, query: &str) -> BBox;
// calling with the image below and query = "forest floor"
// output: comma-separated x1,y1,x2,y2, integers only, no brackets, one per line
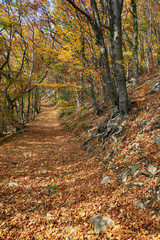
0,69,160,239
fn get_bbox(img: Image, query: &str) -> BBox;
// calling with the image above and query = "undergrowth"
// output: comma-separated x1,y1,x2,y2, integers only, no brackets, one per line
55,100,93,132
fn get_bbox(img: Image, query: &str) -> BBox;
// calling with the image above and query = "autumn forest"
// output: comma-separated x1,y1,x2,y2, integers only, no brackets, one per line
0,0,159,133
0,0,160,239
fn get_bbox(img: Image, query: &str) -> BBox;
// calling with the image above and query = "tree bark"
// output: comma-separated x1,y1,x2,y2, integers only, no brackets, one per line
110,0,129,116
66,0,119,110
131,0,139,80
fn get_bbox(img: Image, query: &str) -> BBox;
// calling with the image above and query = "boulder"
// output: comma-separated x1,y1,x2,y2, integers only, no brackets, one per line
89,215,115,235
101,176,111,184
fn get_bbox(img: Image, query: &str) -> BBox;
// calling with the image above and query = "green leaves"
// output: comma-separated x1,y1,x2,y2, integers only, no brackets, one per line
50,183,57,190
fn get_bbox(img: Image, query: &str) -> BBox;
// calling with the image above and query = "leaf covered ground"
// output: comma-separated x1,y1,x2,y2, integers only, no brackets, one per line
0,69,160,239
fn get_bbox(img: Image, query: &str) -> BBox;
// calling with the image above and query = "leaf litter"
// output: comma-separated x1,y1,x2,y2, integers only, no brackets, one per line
0,68,160,239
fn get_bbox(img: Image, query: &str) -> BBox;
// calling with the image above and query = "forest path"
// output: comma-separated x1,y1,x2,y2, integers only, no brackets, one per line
0,102,159,239
0,103,102,239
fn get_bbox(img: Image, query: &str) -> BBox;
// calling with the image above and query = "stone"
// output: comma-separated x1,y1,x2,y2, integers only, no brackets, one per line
102,216,115,228
42,170,48,174
122,171,129,183
153,115,160,120
140,120,147,127
132,142,139,149
101,176,111,184
150,80,160,93
103,157,110,164
121,120,127,126
133,181,144,187
89,215,115,235
29,221,35,226
65,226,76,234
147,164,157,175
137,131,144,138
9,182,18,187
106,150,114,158
46,212,54,220
41,226,45,231
152,135,160,144
97,121,105,133
61,207,65,211
134,200,145,209
131,164,138,174
145,126,152,132
129,77,137,86
43,188,50,195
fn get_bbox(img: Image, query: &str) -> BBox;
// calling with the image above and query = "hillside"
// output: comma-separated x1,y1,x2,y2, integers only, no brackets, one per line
0,68,160,239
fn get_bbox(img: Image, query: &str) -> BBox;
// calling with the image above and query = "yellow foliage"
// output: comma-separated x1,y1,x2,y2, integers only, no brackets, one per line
57,49,74,63
123,52,133,58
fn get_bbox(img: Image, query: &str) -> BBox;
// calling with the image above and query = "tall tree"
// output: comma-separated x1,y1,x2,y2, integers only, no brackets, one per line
65,0,129,116
131,0,139,80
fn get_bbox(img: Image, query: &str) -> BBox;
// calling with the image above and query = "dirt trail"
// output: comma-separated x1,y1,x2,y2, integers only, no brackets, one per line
0,103,102,239
0,103,159,239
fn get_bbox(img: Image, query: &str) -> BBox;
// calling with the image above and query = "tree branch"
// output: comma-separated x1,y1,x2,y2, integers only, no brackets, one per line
66,0,93,23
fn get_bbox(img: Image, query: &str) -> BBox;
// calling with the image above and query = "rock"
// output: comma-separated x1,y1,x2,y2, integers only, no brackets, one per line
129,77,137,86
89,215,115,235
42,170,48,174
103,216,115,227
150,80,160,93
40,145,45,149
130,151,134,155
134,200,145,209
9,182,18,187
106,150,114,158
29,221,35,226
121,120,127,126
153,115,160,120
46,212,54,220
101,165,107,172
132,142,139,149
133,181,144,187
61,207,65,211
97,121,105,133
140,120,147,127
145,126,152,132
152,135,160,144
122,171,129,183
147,164,157,175
42,188,50,195
101,176,111,184
131,164,138,174
65,226,76,234
137,131,144,138
103,157,110,164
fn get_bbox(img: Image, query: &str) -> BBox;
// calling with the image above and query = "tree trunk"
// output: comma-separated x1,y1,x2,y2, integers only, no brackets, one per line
131,0,139,80
90,0,118,109
147,0,153,65
144,36,150,73
111,0,129,116
27,92,31,122
89,79,99,113
156,3,160,66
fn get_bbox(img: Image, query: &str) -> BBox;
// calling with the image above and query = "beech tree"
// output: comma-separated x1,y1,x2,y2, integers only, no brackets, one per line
1,0,160,134
0,0,53,133
64,0,129,116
